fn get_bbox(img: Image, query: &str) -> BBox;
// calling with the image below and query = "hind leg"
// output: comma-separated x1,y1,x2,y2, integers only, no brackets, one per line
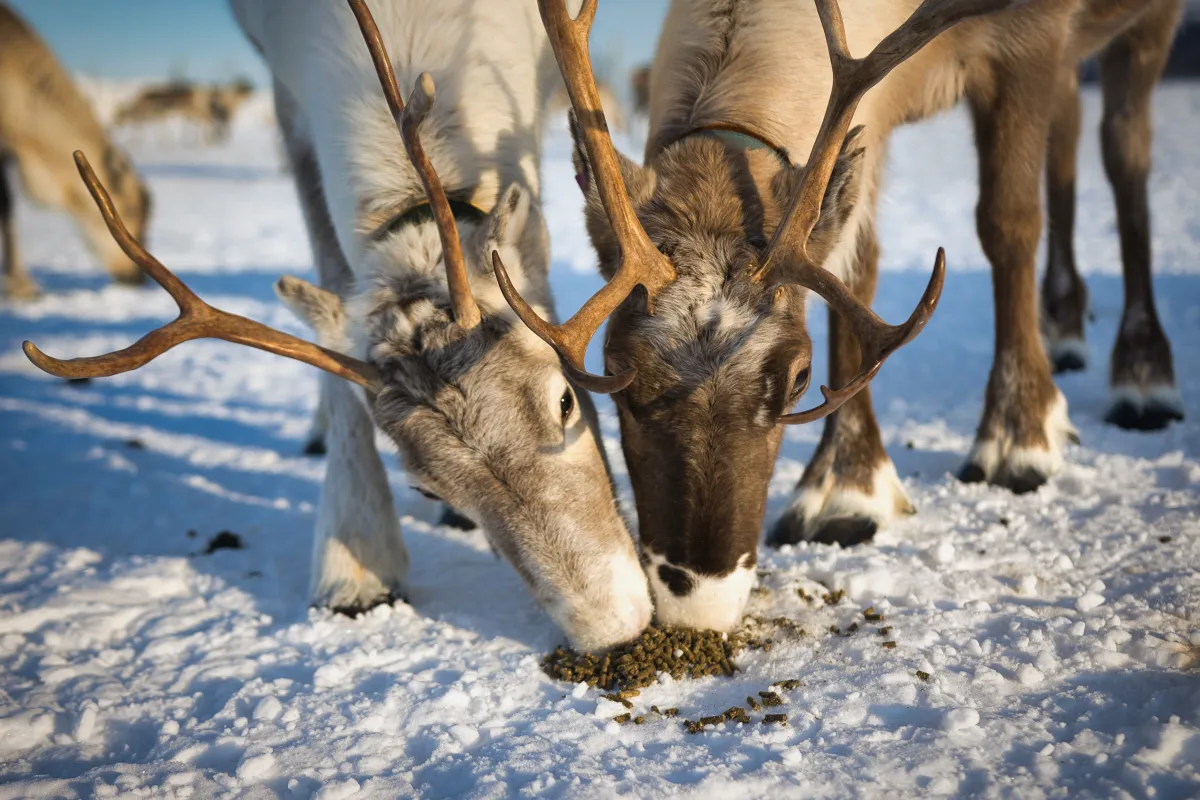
1098,0,1184,430
1041,64,1090,373
960,46,1078,493
0,153,38,300
770,219,913,547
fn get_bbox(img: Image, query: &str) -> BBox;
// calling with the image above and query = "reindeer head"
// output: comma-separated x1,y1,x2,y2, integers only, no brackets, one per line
494,0,1006,631
19,1,653,653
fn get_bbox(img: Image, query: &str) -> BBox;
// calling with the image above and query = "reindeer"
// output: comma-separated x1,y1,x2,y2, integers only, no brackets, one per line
113,78,256,145
495,0,1183,631
0,2,152,299
22,0,652,652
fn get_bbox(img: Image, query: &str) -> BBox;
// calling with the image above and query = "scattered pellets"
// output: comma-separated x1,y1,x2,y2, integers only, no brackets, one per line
203,530,244,554
746,696,762,712
633,716,646,725
916,670,931,681
773,679,802,691
662,708,679,718
613,713,631,724
601,694,634,709
823,588,847,605
882,641,897,649
1159,535,1173,544
763,714,789,725
829,625,842,635
699,715,725,726
542,625,762,691
846,623,860,634
721,707,746,721
758,691,783,707
863,607,885,622
685,721,705,734
878,626,893,637
797,588,814,602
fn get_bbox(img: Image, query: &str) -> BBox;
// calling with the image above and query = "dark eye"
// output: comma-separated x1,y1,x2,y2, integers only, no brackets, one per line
411,486,442,502
792,367,812,398
560,387,575,421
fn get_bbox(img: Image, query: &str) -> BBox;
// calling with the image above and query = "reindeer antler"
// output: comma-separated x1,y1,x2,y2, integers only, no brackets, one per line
349,0,481,329
758,0,1019,424
490,0,676,393
22,152,380,389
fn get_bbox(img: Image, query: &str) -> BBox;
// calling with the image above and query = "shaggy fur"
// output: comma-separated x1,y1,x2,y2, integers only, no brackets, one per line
234,0,652,651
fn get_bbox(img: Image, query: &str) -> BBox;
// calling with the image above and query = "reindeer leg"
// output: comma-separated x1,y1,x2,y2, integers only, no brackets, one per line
0,152,38,300
770,216,913,547
1041,63,1089,373
960,50,1077,494
1099,0,1183,430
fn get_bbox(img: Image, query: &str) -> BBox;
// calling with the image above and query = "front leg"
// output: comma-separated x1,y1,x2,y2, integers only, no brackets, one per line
311,375,409,614
770,219,913,547
960,56,1077,493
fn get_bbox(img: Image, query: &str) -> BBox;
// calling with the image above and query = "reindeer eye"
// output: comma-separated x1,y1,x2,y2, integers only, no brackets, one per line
792,367,812,398
560,387,575,421
411,486,442,502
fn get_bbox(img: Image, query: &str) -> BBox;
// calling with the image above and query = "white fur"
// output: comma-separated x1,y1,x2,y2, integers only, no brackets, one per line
543,551,653,652
645,551,756,632
784,459,914,539
966,389,1075,481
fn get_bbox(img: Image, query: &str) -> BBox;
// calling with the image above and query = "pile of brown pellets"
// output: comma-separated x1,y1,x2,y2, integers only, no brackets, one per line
541,625,770,692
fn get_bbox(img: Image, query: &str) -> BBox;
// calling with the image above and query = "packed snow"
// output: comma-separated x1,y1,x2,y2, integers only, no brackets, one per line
1,82,1198,799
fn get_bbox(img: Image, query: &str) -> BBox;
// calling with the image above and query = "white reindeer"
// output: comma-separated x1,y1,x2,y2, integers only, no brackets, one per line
23,0,651,652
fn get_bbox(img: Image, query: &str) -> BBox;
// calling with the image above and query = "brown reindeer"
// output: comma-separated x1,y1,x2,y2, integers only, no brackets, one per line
497,0,1183,631
114,78,256,144
0,2,152,299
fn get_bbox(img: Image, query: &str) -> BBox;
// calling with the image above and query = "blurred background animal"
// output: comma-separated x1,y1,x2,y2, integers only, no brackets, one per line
113,77,255,145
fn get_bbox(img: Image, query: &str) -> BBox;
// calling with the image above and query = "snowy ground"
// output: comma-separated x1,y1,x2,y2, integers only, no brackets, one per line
1,83,1198,799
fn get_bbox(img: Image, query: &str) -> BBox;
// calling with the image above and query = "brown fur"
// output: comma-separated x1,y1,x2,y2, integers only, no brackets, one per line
0,2,151,298
568,0,1184,625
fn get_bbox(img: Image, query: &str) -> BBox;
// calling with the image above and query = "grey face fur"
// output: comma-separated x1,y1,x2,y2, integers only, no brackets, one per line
280,185,653,652
570,123,863,630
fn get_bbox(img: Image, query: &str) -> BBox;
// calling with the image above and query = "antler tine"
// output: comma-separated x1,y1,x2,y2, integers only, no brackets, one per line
760,0,1022,275
777,248,945,424
348,0,481,330
491,0,677,394
22,151,380,390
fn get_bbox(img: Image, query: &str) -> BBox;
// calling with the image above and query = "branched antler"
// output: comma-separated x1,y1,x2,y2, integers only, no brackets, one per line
349,0,481,329
757,0,1019,423
22,152,380,389
490,0,676,393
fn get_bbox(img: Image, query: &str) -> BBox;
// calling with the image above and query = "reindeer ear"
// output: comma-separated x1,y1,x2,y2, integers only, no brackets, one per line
773,126,865,264
275,275,350,350
568,110,657,278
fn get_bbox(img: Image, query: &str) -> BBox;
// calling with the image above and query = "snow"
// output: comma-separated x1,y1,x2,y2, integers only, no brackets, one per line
1,84,1199,798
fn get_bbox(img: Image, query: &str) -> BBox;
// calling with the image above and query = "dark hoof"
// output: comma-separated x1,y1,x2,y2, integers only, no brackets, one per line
302,437,327,456
767,511,877,548
438,506,477,531
1051,351,1087,374
809,517,878,547
998,468,1049,495
766,510,806,548
958,463,987,484
328,591,405,618
1104,399,1183,432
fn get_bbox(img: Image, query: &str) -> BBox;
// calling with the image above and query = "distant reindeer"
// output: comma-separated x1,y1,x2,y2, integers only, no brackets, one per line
114,78,256,144
0,2,152,299
21,0,651,651
496,0,1183,631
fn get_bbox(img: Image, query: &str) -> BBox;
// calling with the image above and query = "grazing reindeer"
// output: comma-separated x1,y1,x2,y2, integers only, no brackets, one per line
113,78,256,145
0,2,151,299
23,0,652,652
498,0,1183,631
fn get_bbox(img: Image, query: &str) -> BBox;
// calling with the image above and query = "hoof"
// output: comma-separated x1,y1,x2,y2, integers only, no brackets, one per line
2,278,42,301
438,506,477,531
1104,398,1183,432
767,509,879,548
302,436,327,456
1051,350,1087,374
958,460,1048,495
328,591,405,618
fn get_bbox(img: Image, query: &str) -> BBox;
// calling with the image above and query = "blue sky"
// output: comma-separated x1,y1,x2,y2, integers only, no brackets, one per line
7,0,669,90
